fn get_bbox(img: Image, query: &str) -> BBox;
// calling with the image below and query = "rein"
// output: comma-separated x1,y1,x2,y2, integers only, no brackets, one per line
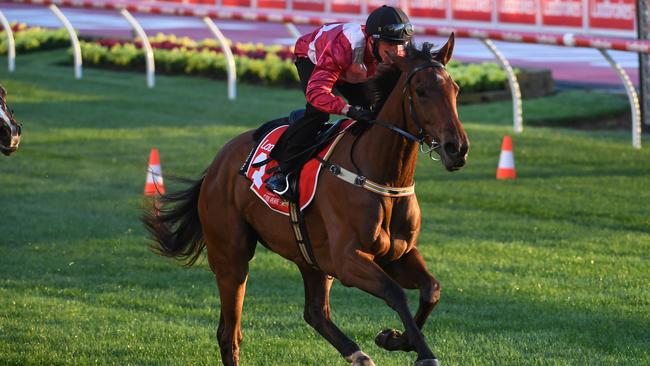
322,60,447,197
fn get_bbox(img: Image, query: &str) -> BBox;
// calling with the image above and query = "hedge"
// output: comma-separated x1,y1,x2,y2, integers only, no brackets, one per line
0,23,70,55
77,33,509,91
78,38,300,86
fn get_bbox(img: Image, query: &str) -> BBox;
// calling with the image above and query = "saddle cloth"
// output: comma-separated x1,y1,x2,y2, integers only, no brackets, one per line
243,120,355,216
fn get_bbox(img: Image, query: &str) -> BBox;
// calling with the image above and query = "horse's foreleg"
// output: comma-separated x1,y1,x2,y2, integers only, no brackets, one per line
336,248,438,365
298,265,375,366
375,248,441,352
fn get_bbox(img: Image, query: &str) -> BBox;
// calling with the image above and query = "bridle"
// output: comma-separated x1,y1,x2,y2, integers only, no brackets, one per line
369,60,445,160
315,59,451,198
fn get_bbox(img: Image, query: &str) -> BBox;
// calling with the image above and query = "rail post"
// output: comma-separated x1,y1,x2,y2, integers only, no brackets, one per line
0,11,15,72
599,49,642,149
637,0,650,127
49,4,82,79
120,8,155,88
284,22,301,40
481,38,523,134
203,17,236,101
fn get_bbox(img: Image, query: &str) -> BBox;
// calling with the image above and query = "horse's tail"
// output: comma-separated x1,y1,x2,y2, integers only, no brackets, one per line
142,174,206,266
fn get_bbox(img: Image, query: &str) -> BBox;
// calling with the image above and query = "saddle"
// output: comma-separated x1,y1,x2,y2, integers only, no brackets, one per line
241,109,355,214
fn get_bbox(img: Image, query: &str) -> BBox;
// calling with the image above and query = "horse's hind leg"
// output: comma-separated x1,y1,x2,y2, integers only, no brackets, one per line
375,248,441,352
204,219,256,366
298,265,375,366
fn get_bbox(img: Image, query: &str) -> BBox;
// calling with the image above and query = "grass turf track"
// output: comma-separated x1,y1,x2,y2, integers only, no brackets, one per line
0,50,649,366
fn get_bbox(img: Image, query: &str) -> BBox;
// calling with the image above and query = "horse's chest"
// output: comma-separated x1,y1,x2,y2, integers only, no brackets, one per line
373,199,421,261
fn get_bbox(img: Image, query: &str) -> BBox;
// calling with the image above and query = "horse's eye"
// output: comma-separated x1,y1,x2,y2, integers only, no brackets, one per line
416,88,427,98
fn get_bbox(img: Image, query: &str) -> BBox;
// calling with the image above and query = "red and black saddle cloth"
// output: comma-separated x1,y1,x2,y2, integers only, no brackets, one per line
241,118,356,216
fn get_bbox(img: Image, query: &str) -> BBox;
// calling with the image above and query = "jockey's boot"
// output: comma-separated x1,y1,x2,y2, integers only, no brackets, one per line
265,171,290,196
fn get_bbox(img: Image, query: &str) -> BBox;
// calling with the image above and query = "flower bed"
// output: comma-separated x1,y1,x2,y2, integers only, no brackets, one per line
79,34,299,86
98,33,295,61
0,23,70,55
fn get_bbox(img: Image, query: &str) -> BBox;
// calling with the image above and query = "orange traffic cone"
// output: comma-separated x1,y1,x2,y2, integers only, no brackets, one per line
145,148,165,196
496,136,516,179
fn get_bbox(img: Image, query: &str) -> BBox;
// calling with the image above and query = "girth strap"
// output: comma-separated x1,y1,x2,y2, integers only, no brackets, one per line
288,173,320,269
289,201,319,269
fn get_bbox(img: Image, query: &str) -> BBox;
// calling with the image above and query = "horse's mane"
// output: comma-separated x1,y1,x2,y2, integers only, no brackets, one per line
368,42,438,114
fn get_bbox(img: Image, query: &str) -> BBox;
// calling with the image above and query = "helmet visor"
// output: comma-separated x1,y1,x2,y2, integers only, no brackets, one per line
376,23,414,42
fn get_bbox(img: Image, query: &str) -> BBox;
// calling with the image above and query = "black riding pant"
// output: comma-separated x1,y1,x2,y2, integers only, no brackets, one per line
269,57,371,174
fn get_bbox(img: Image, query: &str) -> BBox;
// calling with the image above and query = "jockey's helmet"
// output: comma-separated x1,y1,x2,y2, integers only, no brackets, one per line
365,5,413,44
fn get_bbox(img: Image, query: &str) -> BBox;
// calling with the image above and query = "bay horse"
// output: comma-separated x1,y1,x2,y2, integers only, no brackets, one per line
0,85,21,156
144,34,468,366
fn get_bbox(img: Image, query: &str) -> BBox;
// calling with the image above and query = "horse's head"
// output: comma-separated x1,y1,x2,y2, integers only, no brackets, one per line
386,33,469,171
0,86,21,156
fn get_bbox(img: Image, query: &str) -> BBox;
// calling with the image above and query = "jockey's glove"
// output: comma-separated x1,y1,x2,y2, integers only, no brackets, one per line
345,105,373,123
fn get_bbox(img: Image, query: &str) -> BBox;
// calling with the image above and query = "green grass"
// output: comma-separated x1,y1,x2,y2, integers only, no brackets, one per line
1,50,649,366
461,90,630,128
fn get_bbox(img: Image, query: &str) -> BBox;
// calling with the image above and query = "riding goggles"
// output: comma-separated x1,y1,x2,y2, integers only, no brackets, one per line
375,23,414,41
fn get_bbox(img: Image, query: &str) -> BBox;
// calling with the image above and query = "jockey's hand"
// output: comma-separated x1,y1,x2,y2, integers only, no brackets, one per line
345,105,373,123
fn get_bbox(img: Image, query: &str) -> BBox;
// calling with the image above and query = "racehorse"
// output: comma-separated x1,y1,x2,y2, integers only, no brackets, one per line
144,34,468,366
0,85,21,156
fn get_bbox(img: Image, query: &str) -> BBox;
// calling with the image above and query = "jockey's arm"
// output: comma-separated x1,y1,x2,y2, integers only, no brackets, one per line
305,41,355,116
305,66,350,116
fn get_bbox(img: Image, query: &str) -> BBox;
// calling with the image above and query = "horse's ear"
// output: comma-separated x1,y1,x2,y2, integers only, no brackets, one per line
434,32,455,65
385,51,408,72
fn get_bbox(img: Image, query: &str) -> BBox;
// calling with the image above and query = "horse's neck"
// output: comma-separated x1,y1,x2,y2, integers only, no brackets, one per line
356,73,419,187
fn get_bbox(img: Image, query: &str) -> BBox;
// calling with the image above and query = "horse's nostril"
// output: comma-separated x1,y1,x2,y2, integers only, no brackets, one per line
459,143,469,156
444,141,459,156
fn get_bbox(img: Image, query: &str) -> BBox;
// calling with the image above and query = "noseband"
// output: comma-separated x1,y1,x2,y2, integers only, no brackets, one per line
369,60,445,159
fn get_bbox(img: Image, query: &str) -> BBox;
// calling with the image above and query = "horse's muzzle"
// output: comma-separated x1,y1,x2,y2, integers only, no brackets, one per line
441,140,468,171
0,134,20,156
1,146,17,156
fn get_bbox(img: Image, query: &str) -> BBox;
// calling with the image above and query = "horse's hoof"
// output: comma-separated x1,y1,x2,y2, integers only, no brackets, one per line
414,359,440,366
346,351,376,366
375,329,412,351
353,355,376,366
375,329,401,346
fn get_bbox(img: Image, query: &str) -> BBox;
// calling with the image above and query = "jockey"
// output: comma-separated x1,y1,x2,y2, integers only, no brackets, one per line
265,5,414,195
